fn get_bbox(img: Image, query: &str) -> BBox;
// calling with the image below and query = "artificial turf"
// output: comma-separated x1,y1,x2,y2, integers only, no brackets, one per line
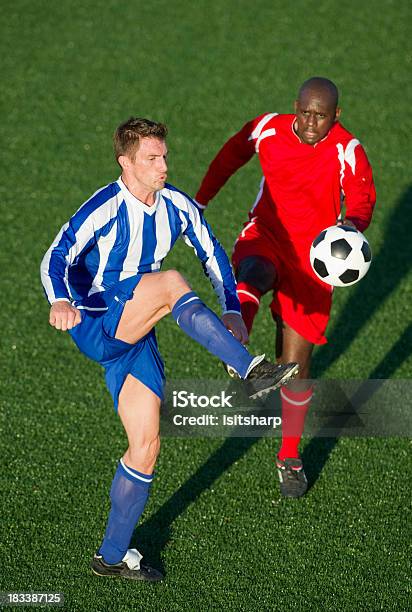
1,1,411,610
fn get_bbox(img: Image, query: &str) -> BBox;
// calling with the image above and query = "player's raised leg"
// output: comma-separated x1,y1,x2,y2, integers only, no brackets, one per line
92,375,163,581
116,269,298,395
274,318,314,498
115,270,189,343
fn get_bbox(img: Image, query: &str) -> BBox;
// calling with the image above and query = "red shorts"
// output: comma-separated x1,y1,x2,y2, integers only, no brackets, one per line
232,218,333,345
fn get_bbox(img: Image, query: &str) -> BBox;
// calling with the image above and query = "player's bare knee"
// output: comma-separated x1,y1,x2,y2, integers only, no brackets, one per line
128,435,160,470
165,270,190,301
236,256,276,294
145,435,160,466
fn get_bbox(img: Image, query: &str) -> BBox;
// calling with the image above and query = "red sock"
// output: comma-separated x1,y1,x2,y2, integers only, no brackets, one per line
277,386,313,461
237,282,261,334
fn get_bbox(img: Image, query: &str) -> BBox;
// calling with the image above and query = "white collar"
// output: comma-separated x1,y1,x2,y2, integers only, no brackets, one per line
117,176,161,216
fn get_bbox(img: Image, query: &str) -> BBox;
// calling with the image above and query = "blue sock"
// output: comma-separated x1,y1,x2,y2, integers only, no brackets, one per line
99,459,153,564
171,291,254,378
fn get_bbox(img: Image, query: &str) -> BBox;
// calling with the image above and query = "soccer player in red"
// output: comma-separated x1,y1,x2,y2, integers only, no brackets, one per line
195,77,376,497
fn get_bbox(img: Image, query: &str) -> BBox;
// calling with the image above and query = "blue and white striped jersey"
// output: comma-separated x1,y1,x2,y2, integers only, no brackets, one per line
40,177,240,314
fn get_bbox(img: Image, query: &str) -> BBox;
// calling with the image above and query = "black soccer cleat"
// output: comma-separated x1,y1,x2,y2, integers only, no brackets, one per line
91,548,163,582
276,457,308,498
246,359,299,399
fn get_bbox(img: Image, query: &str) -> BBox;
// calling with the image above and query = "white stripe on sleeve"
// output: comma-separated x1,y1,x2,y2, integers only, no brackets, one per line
248,113,278,142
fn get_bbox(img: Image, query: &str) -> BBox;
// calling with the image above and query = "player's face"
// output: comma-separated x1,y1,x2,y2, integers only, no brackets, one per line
294,92,340,145
128,137,168,192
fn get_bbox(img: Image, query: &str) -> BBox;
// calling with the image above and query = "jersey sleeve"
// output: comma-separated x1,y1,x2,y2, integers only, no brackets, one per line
178,195,241,314
195,114,273,207
40,212,96,304
40,184,121,304
340,141,376,232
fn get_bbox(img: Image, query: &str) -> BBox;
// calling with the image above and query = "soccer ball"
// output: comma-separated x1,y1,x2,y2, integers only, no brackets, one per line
310,225,372,287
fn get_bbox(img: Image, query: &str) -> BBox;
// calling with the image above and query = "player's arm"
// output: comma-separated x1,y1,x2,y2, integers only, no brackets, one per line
40,210,96,331
341,142,376,232
195,115,268,209
180,195,248,343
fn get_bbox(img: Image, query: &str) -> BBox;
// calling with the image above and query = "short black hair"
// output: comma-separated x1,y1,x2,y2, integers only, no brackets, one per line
298,77,339,109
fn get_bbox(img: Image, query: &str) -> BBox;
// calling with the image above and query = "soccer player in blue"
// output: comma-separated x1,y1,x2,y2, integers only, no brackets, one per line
40,118,298,581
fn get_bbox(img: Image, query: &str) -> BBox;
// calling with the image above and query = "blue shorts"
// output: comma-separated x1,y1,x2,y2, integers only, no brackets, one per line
69,277,165,411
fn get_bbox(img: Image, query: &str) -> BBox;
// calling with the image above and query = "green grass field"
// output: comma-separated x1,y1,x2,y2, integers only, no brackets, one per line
1,1,411,610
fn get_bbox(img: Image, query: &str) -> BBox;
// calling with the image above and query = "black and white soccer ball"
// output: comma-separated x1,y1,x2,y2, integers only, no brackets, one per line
310,225,372,287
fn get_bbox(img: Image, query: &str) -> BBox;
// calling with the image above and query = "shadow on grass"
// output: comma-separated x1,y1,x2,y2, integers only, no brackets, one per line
304,320,412,489
134,184,412,567
134,437,259,571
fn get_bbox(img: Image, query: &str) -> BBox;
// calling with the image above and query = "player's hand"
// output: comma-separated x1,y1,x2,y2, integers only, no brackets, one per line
49,301,81,331
221,312,249,345
337,218,356,229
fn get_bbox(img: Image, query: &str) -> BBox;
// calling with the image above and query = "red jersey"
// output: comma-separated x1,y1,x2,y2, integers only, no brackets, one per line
196,113,376,253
